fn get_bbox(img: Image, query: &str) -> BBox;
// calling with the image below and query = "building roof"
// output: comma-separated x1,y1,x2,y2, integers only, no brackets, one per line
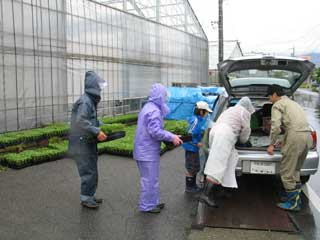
98,0,207,39
209,40,243,69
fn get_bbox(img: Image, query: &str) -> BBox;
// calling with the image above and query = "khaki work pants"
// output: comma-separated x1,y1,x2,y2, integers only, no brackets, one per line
280,131,313,190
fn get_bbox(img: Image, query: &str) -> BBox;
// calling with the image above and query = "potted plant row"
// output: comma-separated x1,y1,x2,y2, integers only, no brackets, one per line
1,140,68,169
0,120,189,169
98,125,136,157
0,123,69,149
100,113,138,125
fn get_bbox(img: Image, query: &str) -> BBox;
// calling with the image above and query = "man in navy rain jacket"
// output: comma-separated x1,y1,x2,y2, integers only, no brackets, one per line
68,71,107,209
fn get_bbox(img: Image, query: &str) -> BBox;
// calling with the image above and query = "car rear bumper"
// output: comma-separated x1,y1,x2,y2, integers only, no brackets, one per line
235,150,319,176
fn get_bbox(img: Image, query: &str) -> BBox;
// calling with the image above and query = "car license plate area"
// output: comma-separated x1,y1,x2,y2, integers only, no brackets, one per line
250,161,276,174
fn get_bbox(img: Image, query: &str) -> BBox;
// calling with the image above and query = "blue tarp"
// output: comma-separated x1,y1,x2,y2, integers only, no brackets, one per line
199,86,225,96
166,86,224,120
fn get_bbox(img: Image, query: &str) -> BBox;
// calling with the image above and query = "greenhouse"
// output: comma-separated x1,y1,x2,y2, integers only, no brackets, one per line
0,0,208,133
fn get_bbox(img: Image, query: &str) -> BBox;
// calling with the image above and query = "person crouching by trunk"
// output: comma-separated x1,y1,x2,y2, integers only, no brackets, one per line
182,101,212,193
199,97,254,207
68,71,107,209
133,83,183,214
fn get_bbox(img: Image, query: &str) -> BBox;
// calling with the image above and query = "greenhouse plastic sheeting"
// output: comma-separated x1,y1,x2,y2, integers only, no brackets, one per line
166,87,223,120
0,0,208,133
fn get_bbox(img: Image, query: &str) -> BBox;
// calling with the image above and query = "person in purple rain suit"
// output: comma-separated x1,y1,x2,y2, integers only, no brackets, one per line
133,83,183,213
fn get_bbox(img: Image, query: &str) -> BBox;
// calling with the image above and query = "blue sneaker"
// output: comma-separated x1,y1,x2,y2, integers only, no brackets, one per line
280,182,302,202
277,189,301,211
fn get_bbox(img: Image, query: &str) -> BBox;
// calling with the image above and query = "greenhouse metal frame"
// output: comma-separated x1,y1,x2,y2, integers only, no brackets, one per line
0,0,208,133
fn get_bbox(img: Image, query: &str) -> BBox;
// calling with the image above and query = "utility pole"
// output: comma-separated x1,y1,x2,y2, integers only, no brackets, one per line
291,45,295,57
218,0,224,63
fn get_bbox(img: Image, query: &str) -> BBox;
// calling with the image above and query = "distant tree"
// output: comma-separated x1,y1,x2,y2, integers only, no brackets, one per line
312,67,320,83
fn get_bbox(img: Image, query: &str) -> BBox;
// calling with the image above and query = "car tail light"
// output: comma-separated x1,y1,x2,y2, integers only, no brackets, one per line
311,131,317,150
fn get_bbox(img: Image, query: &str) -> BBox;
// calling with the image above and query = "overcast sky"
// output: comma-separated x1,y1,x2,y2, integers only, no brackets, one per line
188,0,320,56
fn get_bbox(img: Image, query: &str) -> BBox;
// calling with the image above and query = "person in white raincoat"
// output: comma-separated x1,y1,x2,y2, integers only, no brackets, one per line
199,97,255,207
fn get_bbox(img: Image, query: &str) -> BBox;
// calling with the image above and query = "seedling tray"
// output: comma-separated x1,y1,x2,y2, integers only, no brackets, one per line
104,131,126,142
163,134,192,147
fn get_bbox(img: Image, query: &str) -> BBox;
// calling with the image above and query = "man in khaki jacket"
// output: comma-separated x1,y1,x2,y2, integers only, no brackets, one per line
267,84,312,211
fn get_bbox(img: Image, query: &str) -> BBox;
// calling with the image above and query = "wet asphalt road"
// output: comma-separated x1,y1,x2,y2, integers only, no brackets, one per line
295,89,320,197
0,148,200,240
1,147,313,240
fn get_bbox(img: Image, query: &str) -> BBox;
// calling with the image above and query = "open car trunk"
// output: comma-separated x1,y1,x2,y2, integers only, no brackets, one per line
235,102,284,150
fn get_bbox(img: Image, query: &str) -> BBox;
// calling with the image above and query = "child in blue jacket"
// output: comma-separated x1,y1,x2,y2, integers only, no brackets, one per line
182,101,212,193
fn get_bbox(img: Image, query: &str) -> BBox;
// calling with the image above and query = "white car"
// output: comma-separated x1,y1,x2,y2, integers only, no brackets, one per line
206,56,319,183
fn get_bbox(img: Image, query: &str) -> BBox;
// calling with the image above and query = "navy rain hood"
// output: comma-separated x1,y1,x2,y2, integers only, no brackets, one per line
84,71,107,104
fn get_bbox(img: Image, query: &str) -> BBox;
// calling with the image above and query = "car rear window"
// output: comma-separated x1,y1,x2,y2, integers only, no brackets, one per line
228,69,301,88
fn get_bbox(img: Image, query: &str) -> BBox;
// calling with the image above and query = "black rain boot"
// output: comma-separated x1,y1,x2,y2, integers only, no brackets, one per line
216,186,233,199
185,175,201,193
199,181,218,207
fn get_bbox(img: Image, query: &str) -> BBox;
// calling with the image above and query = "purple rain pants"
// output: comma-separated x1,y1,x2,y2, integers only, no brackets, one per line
136,160,160,211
